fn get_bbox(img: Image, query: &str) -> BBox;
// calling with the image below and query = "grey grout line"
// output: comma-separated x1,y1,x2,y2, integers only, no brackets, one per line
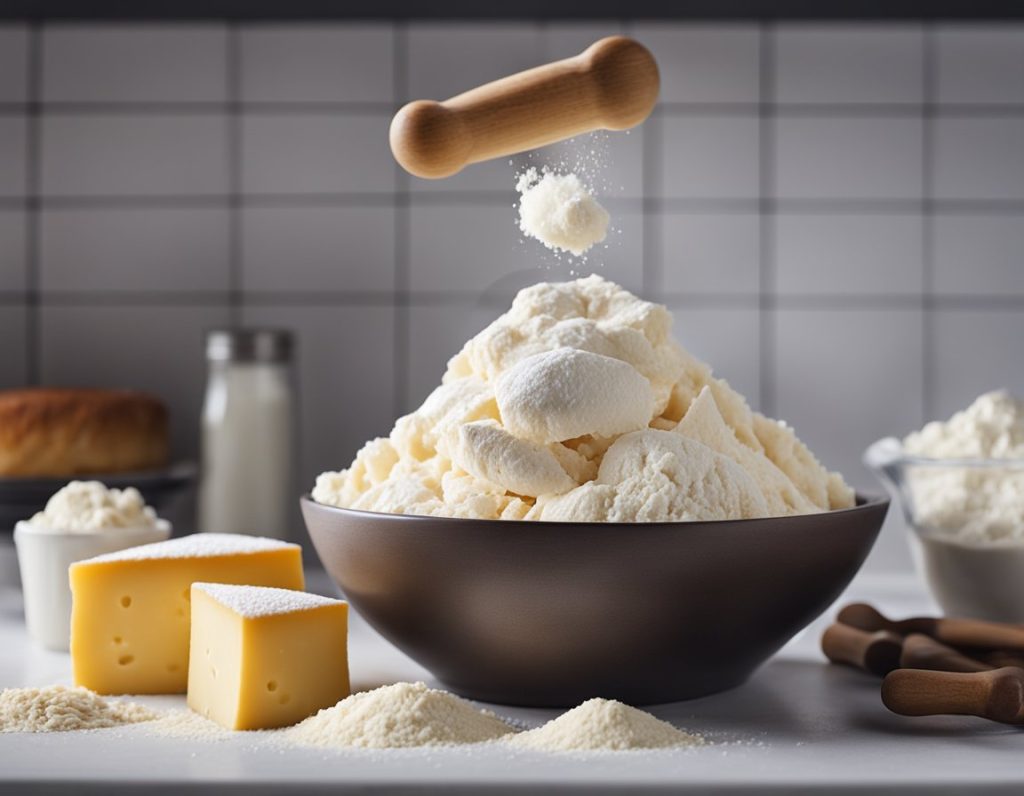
226,23,242,328
757,22,776,417
392,21,410,418
3,100,1024,117
921,23,937,423
5,191,1024,214
24,22,41,386
5,290,1024,310
9,194,1024,214
640,107,660,297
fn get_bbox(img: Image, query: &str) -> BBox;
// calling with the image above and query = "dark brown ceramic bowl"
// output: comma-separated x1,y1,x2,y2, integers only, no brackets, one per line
301,494,888,707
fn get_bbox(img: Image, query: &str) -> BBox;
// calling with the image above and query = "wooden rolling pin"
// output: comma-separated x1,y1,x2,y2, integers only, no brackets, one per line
882,667,1024,724
389,36,660,179
837,603,1024,651
899,633,992,673
821,623,903,675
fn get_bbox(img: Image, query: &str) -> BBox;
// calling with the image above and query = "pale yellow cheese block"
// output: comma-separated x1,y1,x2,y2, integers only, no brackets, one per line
70,534,304,695
187,582,350,730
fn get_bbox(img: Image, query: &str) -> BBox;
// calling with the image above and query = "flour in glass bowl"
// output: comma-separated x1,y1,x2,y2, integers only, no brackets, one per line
902,390,1024,543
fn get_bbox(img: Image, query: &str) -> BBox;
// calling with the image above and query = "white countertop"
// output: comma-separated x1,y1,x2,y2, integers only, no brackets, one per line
1,567,1022,795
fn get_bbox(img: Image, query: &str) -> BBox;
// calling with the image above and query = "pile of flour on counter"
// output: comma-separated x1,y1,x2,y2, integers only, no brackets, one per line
516,168,609,257
903,390,1024,543
0,685,155,733
286,682,514,749
510,698,704,752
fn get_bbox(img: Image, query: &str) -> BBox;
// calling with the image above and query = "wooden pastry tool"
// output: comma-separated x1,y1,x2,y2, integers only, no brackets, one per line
389,36,660,179
882,667,1024,724
978,650,1024,670
821,622,903,675
837,602,1024,651
899,633,992,673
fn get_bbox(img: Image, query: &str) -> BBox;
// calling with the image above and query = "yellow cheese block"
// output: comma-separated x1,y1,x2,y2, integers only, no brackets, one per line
187,582,350,730
70,533,304,695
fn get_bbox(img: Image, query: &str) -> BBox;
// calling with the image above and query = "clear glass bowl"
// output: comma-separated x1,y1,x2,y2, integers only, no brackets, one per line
865,437,1024,622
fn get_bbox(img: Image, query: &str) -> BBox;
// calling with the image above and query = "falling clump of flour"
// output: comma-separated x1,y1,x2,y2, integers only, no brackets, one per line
286,681,515,749
516,167,610,257
0,685,156,733
506,698,705,753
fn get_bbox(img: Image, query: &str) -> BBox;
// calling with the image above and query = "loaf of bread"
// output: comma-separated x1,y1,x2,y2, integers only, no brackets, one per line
0,388,169,477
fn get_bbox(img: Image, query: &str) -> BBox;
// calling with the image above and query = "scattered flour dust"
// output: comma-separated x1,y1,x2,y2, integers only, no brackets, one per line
0,685,156,733
508,698,704,752
516,167,610,257
286,681,515,749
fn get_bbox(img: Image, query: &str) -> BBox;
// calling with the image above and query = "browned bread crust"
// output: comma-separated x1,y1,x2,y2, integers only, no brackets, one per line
0,388,169,477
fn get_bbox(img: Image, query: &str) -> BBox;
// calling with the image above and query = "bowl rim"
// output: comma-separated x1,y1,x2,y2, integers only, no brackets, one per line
300,492,888,529
866,436,1024,470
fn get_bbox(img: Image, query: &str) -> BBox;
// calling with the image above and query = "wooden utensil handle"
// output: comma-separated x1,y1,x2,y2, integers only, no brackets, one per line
899,633,992,673
821,623,903,675
882,667,1024,724
390,36,660,179
837,602,1024,651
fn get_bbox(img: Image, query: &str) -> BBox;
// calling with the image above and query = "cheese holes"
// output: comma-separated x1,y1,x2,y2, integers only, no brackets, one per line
113,636,123,645
266,681,278,692
118,655,134,666
120,596,132,608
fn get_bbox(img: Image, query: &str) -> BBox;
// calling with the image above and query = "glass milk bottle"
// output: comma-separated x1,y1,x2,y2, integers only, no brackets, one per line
198,330,295,539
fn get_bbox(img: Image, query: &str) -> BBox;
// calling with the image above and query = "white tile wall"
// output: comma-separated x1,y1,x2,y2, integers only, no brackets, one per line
241,206,396,293
39,304,231,460
0,27,28,103
240,24,394,103
0,117,28,197
41,114,228,196
773,308,924,491
933,215,1024,295
2,21,1023,576
931,310,1024,419
0,306,27,389
408,204,532,294
775,214,923,295
660,115,760,198
774,26,923,104
242,304,397,488
406,303,499,411
540,22,624,61
934,118,1024,201
774,117,923,200
936,27,1024,105
40,207,231,292
406,23,542,100
42,25,228,102
669,305,762,409
241,113,394,195
632,24,760,104
0,212,25,292
659,213,760,295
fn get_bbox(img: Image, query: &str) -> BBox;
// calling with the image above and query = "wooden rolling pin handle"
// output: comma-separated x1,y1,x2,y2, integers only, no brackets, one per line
979,650,1024,670
899,633,992,673
389,36,660,179
821,623,903,676
836,603,1024,651
882,667,1024,724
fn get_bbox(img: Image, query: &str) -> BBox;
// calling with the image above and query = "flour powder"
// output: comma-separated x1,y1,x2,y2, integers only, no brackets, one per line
507,698,704,752
0,685,155,733
286,681,515,749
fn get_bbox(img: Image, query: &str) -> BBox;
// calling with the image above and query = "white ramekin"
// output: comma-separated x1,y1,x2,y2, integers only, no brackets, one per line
13,519,171,651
